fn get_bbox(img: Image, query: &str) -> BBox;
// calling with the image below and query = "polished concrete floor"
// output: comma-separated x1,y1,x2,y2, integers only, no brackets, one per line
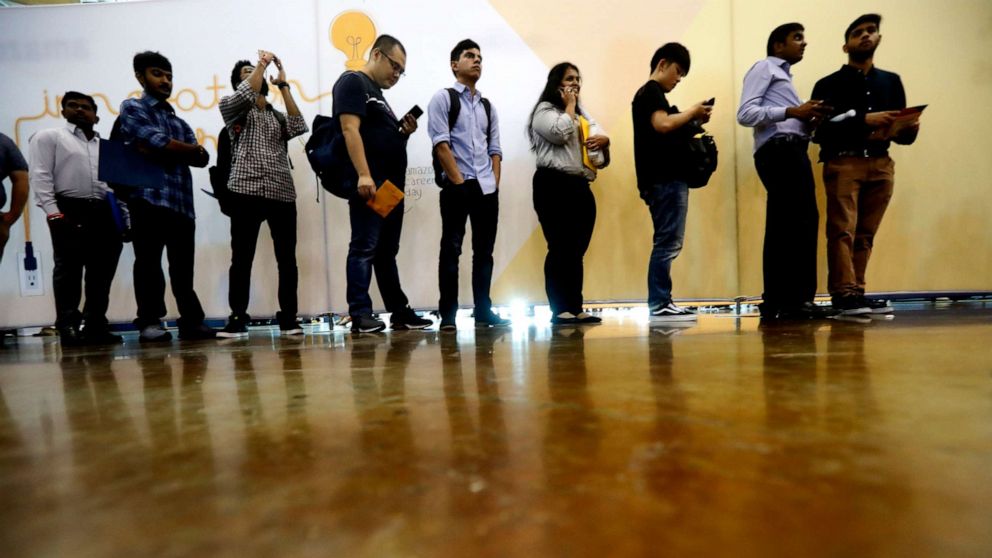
1,303,990,557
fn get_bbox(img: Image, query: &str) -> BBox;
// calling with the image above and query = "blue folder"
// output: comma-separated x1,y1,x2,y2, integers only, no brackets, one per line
98,139,166,189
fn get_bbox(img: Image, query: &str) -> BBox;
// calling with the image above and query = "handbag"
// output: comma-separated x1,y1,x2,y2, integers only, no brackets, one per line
683,123,718,188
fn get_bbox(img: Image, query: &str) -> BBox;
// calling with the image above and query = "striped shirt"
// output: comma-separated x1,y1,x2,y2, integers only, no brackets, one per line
219,80,308,202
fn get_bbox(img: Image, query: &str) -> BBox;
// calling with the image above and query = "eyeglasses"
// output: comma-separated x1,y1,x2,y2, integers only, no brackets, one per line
380,50,406,77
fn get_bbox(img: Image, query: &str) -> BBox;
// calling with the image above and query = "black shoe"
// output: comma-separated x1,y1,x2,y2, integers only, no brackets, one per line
575,311,602,324
390,308,432,330
217,315,249,338
758,302,780,319
777,302,836,320
279,320,305,337
178,323,218,340
351,314,386,333
831,295,871,316
474,310,511,328
439,317,457,332
58,326,84,347
862,297,894,314
80,328,124,345
551,312,579,325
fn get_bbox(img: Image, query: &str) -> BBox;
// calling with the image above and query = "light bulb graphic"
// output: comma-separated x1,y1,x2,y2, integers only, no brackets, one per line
330,11,376,70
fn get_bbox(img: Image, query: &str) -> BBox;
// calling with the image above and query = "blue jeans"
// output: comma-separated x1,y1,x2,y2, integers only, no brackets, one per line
346,197,410,317
643,181,689,311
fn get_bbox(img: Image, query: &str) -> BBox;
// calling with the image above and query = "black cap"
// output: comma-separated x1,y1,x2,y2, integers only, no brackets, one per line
845,13,881,41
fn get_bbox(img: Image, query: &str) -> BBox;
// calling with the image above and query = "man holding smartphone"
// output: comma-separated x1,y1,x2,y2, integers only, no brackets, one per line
737,23,833,320
332,34,431,333
428,38,509,331
217,50,308,338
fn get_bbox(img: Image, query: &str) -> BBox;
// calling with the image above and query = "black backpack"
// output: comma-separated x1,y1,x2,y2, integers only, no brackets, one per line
431,88,492,187
208,110,289,214
683,121,718,189
304,113,353,199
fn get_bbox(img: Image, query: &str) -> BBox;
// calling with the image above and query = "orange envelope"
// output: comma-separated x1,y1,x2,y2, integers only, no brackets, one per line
366,179,405,217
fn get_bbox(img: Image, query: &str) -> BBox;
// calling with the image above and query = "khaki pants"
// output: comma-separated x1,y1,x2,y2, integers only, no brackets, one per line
823,156,895,297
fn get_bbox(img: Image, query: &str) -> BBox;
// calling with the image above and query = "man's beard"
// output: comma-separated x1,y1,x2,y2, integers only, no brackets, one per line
849,44,877,62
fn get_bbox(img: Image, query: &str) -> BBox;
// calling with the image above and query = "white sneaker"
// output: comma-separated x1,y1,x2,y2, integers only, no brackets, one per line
650,302,698,322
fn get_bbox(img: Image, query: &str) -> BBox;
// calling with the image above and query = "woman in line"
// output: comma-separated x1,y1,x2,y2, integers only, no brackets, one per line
527,62,611,325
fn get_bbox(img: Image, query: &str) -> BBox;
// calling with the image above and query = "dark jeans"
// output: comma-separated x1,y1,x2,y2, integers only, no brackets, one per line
643,181,689,311
754,136,819,308
533,168,596,315
438,179,499,320
227,193,298,324
130,199,205,330
49,196,123,331
346,195,410,317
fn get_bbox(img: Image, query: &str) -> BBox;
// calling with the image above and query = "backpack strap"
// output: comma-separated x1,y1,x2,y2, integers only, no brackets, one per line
480,97,493,143
446,88,461,132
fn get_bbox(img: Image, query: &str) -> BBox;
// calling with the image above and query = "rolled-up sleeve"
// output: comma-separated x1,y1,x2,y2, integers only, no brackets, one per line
219,80,255,127
119,100,170,149
737,61,788,127
427,89,451,147
487,103,502,158
531,103,575,145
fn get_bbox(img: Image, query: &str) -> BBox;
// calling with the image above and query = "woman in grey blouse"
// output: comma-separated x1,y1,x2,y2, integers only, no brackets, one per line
527,62,610,325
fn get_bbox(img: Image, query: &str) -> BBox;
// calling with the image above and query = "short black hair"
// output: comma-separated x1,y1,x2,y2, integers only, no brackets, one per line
61,91,97,113
845,13,881,41
450,39,480,76
371,34,406,58
231,60,252,89
767,23,804,56
133,51,172,74
650,43,690,75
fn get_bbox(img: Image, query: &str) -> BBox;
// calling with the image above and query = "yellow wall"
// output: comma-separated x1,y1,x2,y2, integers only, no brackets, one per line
493,0,992,304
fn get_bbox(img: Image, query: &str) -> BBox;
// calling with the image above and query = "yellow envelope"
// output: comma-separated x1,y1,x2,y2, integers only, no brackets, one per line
366,179,405,218
578,115,594,171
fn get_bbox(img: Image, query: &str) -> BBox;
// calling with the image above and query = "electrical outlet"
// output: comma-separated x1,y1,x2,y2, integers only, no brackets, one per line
18,242,44,297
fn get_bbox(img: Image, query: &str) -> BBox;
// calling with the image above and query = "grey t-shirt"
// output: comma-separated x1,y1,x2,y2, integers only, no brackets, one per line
1,133,29,209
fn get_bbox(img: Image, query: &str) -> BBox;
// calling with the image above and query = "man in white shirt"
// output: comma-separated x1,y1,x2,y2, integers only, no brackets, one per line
30,91,126,345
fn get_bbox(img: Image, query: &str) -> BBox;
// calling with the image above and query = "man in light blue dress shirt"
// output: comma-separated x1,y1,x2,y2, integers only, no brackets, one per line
737,23,833,320
428,39,509,331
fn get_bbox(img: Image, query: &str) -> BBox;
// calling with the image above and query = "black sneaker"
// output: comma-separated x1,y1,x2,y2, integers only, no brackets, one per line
777,302,836,320
475,310,511,328
217,315,249,338
79,327,124,345
352,314,386,333
439,317,457,332
178,323,218,340
862,297,894,314
650,302,697,322
279,319,305,337
832,295,871,316
390,308,433,330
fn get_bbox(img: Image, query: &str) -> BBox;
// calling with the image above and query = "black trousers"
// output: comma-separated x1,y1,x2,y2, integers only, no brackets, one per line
532,168,596,315
129,199,205,329
49,196,123,331
227,193,298,324
438,179,499,320
754,136,819,308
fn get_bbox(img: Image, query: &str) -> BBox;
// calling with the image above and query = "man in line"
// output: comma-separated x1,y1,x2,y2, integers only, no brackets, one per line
631,43,712,321
428,39,510,331
217,50,308,338
812,14,918,315
118,51,215,341
332,34,432,333
30,92,126,345
0,133,29,265
737,23,834,320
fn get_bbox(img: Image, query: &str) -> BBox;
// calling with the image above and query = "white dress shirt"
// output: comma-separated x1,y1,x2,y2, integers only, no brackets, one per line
30,123,111,216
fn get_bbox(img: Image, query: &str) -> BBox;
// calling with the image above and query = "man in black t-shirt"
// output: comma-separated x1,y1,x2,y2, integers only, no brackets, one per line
0,133,29,265
631,43,712,321
332,34,432,333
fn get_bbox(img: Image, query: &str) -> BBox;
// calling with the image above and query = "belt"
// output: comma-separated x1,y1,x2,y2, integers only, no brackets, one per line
766,134,808,146
827,149,888,159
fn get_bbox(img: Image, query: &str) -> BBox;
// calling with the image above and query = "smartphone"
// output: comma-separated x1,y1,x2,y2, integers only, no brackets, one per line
398,105,423,132
703,97,716,106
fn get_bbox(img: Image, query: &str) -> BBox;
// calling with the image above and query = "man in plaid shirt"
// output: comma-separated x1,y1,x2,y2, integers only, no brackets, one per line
118,51,214,342
216,50,308,338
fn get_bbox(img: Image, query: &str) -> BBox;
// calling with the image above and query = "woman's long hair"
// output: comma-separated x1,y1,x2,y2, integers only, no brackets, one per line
527,62,584,151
